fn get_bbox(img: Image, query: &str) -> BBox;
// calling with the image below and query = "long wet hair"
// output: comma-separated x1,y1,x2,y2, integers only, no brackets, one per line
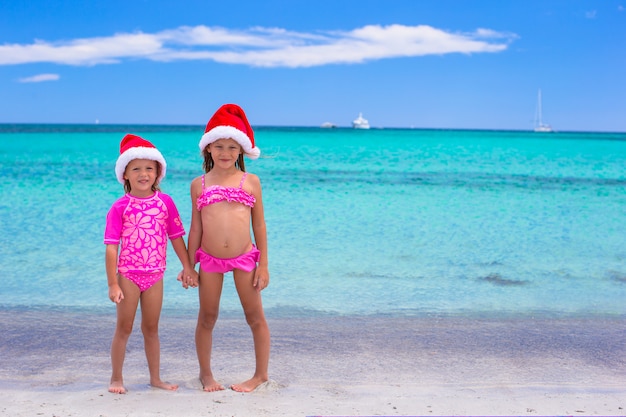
202,146,246,173
123,161,163,194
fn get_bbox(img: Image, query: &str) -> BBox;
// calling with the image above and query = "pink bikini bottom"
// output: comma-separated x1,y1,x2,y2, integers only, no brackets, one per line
121,271,164,292
195,246,260,274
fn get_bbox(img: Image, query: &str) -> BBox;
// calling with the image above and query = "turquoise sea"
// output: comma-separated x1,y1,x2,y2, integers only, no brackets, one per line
1,124,625,319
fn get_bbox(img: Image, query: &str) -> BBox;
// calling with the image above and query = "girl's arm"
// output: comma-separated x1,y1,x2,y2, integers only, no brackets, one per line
171,237,198,288
105,244,123,303
185,177,203,286
250,174,269,292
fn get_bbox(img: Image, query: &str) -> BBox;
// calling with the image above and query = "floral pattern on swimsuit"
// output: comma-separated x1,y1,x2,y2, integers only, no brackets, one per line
104,192,186,275
196,173,256,210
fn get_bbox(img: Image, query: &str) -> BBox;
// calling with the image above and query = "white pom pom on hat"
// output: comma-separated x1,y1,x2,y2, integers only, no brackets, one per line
115,134,167,184
199,104,260,159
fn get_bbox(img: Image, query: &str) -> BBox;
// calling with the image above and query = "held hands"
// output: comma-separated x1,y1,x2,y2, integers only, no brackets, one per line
108,283,124,304
177,267,199,289
253,265,270,292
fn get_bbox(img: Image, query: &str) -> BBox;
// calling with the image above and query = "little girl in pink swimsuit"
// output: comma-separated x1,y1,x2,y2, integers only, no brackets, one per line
183,104,270,393
104,134,197,394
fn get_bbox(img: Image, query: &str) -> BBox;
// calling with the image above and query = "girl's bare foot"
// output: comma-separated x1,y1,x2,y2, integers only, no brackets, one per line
109,379,127,394
200,375,225,392
231,376,268,393
150,379,179,391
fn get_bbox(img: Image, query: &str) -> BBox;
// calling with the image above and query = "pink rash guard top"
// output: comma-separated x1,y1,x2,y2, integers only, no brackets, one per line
104,191,185,275
196,172,256,210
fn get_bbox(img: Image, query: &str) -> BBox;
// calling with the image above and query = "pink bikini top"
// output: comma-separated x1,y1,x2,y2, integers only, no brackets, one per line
196,172,256,210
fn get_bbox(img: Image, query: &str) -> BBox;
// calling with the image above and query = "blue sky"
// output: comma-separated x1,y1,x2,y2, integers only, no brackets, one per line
1,0,624,131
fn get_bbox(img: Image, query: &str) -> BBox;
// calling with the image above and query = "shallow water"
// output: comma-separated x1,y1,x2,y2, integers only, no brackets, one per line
1,125,625,318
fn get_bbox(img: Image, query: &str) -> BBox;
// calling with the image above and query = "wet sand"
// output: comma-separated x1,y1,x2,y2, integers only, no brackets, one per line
0,310,624,416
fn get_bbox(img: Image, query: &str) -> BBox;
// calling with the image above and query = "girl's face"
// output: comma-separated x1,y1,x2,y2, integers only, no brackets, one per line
123,159,158,197
209,139,242,168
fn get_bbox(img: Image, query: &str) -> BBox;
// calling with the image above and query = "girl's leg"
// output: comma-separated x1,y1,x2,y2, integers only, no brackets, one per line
196,270,225,392
109,275,140,394
231,268,270,393
139,279,178,391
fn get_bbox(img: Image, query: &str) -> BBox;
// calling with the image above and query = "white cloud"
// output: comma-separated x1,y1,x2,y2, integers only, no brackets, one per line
585,10,598,19
0,24,516,68
18,73,60,83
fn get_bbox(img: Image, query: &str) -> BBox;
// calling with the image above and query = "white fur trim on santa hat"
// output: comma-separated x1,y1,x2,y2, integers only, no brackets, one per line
199,126,261,159
115,147,167,184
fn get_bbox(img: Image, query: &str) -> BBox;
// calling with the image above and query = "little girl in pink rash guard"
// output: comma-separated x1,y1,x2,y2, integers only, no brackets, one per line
103,134,197,394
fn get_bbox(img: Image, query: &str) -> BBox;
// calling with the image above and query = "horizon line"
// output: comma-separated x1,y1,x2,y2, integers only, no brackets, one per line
0,122,624,135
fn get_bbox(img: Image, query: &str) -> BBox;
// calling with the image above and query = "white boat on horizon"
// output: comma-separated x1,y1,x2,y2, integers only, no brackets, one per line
534,89,553,132
352,112,370,129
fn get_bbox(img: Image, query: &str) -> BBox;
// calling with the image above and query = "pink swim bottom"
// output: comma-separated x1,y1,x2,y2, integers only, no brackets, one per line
195,246,260,274
121,271,164,292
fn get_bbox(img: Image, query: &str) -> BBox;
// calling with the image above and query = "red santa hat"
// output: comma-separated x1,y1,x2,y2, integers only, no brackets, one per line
115,134,167,184
199,104,260,159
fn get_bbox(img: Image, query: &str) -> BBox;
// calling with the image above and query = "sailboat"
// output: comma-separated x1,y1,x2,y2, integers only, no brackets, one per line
534,89,553,132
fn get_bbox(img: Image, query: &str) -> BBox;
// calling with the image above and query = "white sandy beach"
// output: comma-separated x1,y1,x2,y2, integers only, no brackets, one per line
3,379,624,417
1,312,624,416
